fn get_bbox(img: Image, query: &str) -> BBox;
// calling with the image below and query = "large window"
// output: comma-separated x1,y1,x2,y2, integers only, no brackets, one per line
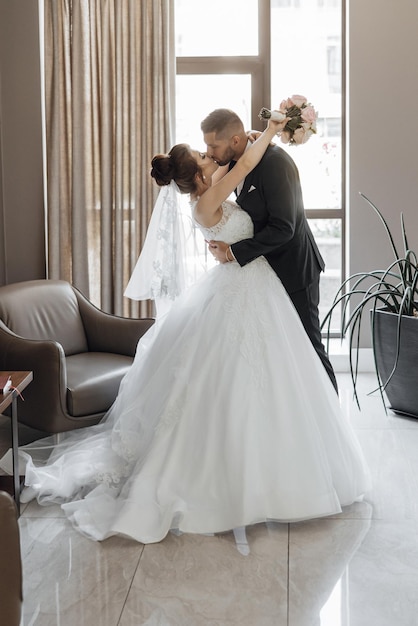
175,0,344,332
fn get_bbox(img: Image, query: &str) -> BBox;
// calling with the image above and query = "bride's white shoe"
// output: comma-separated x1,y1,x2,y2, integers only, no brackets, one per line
233,526,250,556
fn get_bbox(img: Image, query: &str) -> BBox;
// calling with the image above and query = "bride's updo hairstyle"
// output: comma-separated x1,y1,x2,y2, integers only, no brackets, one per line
151,144,202,195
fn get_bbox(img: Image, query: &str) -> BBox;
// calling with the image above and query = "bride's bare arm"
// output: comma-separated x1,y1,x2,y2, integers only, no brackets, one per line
194,117,286,222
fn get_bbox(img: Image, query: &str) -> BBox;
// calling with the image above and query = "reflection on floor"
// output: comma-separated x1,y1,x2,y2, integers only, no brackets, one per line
1,373,418,625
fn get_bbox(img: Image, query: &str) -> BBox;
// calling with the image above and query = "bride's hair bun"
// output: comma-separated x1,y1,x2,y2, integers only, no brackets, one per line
150,144,201,195
150,154,174,186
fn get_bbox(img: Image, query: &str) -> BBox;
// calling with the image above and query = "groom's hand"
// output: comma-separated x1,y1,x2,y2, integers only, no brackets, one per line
207,240,229,263
246,130,275,146
247,130,262,143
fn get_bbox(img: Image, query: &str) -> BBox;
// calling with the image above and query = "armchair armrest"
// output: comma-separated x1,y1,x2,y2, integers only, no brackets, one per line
74,288,154,356
0,322,68,431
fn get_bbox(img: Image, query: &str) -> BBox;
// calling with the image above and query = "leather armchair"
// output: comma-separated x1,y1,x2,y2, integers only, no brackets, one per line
0,490,22,626
0,280,154,433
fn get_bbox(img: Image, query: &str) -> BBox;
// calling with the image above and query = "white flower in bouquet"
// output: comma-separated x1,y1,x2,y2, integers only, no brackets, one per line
259,95,318,145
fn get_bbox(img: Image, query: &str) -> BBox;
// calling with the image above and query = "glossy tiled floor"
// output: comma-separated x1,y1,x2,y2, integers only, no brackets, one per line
2,373,418,625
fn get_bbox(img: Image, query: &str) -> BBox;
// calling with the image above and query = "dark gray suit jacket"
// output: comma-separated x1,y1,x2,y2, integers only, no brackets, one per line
231,144,324,295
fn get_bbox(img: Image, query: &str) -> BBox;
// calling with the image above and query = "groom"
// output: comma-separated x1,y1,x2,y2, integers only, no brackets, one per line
201,108,338,393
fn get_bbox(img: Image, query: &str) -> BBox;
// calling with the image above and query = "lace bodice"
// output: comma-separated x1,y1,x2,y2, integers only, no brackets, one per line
194,199,254,244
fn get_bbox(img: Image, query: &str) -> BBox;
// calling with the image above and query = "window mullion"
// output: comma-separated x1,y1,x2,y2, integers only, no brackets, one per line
177,57,263,74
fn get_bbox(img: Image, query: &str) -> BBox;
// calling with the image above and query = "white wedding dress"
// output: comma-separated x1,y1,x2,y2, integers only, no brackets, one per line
5,200,370,543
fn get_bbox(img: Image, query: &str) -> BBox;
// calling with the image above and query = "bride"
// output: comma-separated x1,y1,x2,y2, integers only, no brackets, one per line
3,116,370,544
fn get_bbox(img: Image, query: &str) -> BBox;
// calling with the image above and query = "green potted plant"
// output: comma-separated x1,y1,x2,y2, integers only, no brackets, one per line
322,192,418,416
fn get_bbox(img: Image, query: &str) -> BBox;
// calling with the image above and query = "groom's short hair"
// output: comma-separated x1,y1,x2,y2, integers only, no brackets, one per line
201,109,245,139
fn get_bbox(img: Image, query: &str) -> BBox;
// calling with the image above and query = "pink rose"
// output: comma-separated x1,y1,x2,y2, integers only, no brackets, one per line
292,128,308,144
302,121,316,134
290,94,307,108
280,130,292,144
300,105,316,124
294,128,314,144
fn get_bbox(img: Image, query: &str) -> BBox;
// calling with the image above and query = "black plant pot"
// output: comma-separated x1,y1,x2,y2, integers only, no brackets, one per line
372,308,418,418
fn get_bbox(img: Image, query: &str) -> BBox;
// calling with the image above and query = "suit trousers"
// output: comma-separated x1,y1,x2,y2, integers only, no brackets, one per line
289,278,338,394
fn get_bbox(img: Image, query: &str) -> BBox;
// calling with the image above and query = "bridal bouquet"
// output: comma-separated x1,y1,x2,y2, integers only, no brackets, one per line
259,95,317,145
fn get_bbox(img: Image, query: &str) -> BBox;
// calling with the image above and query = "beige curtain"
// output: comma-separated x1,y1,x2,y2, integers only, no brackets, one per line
43,0,175,316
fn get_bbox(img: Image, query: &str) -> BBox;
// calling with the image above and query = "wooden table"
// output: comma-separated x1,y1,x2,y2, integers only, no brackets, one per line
0,371,33,514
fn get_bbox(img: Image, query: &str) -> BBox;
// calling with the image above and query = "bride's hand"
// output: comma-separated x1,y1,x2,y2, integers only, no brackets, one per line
267,114,290,134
